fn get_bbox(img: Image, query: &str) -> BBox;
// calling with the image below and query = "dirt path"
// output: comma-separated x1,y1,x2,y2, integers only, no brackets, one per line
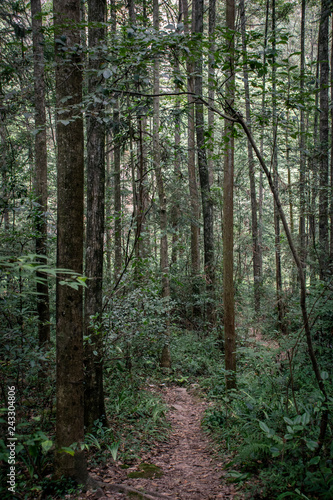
85,386,238,500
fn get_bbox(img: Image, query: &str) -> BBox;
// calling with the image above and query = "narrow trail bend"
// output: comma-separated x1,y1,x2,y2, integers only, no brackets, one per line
85,386,238,500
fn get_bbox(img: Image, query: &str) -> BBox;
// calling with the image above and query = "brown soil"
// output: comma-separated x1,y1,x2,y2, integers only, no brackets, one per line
81,385,239,500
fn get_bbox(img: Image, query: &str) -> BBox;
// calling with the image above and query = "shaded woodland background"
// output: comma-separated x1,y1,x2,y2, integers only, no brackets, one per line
0,0,332,498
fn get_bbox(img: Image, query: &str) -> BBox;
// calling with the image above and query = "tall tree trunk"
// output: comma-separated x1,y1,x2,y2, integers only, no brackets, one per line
54,0,86,481
31,0,50,346
112,15,122,280
135,115,149,262
259,0,270,290
171,76,181,265
272,0,285,332
106,135,112,279
239,0,260,316
318,0,330,278
299,0,306,268
331,17,333,264
223,0,236,388
194,0,215,325
207,0,215,187
84,0,106,430
127,0,145,266
309,50,320,282
183,0,201,320
153,0,171,367
171,2,182,266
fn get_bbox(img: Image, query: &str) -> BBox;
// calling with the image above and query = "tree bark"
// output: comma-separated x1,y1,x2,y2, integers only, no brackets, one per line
183,0,201,320
112,21,122,281
54,0,86,481
153,0,171,367
331,16,333,265
207,0,215,187
272,0,285,332
299,0,306,268
84,0,107,429
223,0,236,388
239,0,260,316
31,0,50,346
258,0,270,292
194,0,215,325
318,0,330,278
171,2,182,266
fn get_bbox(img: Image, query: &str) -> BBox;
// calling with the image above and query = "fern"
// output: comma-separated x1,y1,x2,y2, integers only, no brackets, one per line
238,434,271,461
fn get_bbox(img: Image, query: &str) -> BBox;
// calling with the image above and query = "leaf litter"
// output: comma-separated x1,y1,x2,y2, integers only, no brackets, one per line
74,385,241,499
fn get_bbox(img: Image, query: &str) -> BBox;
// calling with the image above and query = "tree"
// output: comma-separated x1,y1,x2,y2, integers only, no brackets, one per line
239,0,260,315
182,0,201,321
271,0,285,332
223,0,236,389
207,0,216,187
299,0,306,269
318,0,330,277
84,0,107,429
53,0,86,481
31,0,50,346
194,0,215,324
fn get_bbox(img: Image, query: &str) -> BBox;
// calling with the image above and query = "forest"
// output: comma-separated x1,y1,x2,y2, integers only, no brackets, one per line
0,0,332,498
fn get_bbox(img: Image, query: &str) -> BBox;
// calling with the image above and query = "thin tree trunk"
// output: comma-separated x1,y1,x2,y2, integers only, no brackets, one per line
128,0,136,24
183,0,201,320
171,84,181,265
84,0,106,429
272,0,285,333
309,50,320,281
194,0,215,325
106,135,112,279
54,0,86,481
153,0,171,367
171,5,182,265
135,115,149,261
113,42,122,279
331,17,333,264
318,0,330,278
208,0,215,187
223,0,236,388
299,0,306,268
239,0,260,316
259,0,270,290
31,0,50,346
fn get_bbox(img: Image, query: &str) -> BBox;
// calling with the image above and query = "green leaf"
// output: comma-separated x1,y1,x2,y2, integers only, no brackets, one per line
321,371,329,380
41,440,53,453
308,456,320,465
270,446,281,457
108,442,119,461
259,421,270,434
305,439,318,451
301,412,310,426
59,446,75,456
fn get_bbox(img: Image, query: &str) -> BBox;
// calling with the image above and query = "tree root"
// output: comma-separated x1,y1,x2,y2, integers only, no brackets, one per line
100,482,173,499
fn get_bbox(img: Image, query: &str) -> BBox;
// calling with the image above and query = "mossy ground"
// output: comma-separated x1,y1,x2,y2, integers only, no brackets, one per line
127,462,164,479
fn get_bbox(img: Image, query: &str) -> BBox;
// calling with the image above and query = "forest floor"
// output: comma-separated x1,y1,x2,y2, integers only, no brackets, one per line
77,385,240,500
